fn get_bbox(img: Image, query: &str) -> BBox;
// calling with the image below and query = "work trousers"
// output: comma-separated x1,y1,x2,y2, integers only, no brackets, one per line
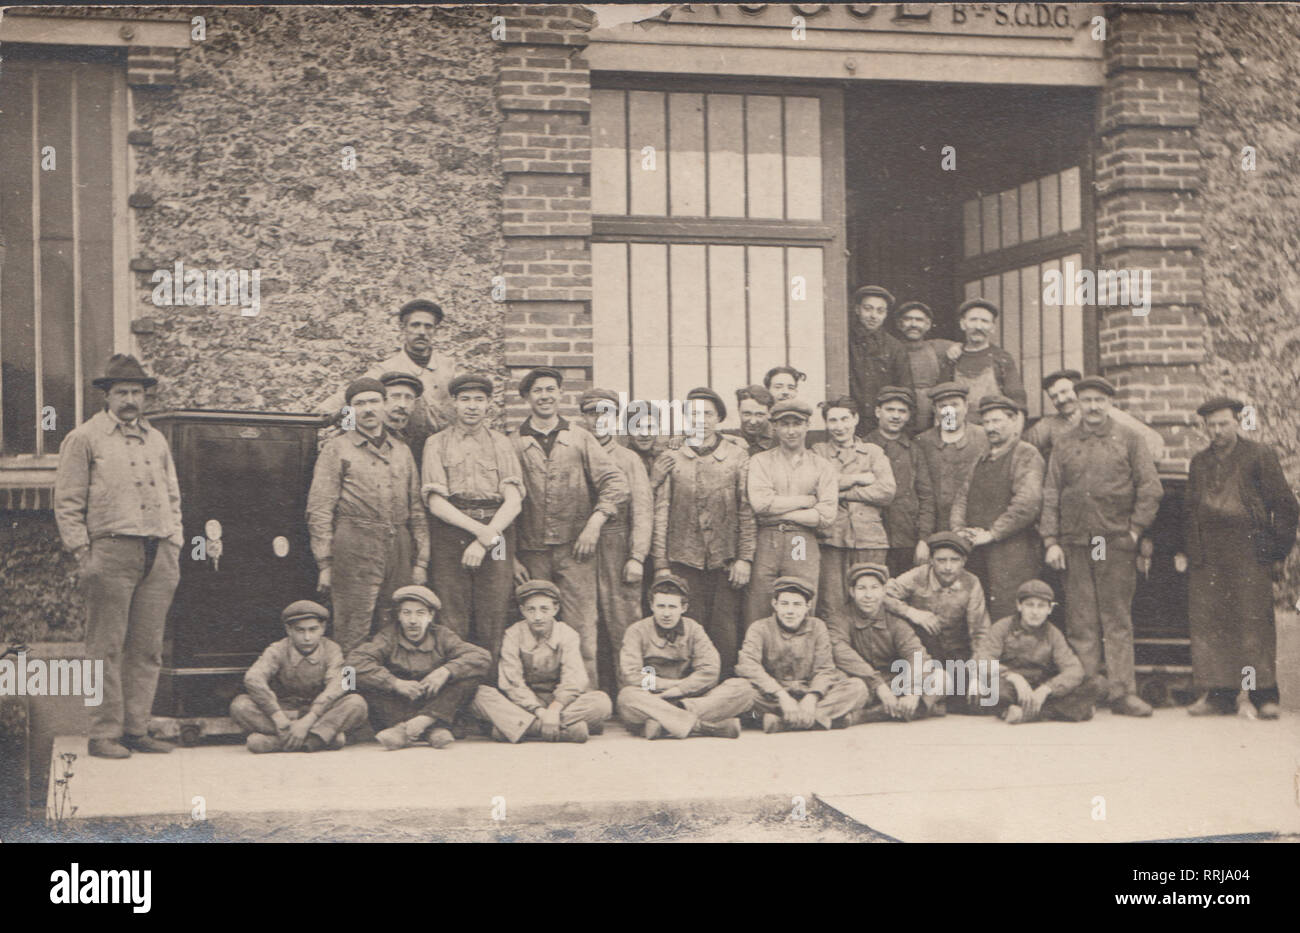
616,679,756,738
518,545,600,687
747,525,821,622
229,693,369,744
595,525,644,683
80,536,180,740
472,685,612,743
818,545,889,621
332,517,413,655
985,673,1106,722
429,520,515,664
668,563,744,678
751,678,870,729
1064,539,1137,698
363,677,481,731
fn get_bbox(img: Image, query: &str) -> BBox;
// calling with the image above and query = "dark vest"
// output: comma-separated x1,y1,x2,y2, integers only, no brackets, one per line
964,446,1016,530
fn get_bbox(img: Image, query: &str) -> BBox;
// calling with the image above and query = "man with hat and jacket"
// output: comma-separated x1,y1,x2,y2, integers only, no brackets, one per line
866,386,937,578
916,382,988,532
1039,375,1163,717
1176,396,1298,719
509,366,629,688
307,376,430,653
421,374,524,662
938,298,1026,423
849,285,912,437
55,354,184,759
1025,368,1163,467
895,300,958,434
951,393,1045,621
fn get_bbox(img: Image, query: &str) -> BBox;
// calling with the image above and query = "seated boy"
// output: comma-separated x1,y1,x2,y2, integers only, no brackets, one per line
472,580,612,743
348,584,491,749
616,574,755,739
736,576,869,732
976,579,1105,723
827,563,943,723
231,600,369,753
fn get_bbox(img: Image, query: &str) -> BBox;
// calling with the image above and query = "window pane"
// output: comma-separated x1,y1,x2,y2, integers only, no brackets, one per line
1019,179,1040,244
592,242,630,392
1060,166,1082,233
668,244,708,405
77,65,117,427
1040,172,1061,238
747,245,785,382
784,97,821,221
787,247,825,400
667,93,706,217
745,96,784,219
0,65,37,455
38,69,77,454
962,199,981,258
706,94,745,218
1020,264,1043,419
708,245,747,394
628,91,666,216
999,187,1020,249
629,243,669,401
980,193,1000,255
591,89,627,215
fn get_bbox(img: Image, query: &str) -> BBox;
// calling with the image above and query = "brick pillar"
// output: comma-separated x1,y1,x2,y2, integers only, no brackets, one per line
1096,3,1203,473
495,4,595,425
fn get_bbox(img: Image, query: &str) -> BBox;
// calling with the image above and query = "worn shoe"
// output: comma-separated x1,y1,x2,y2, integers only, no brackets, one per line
490,726,509,743
589,720,605,736
1003,705,1025,724
1111,694,1153,717
846,705,894,726
376,726,410,750
329,732,346,750
697,718,742,739
1186,693,1222,716
1257,701,1281,720
121,734,175,753
1237,697,1259,720
761,713,785,734
643,721,664,740
557,721,589,743
427,727,455,749
246,734,281,754
88,738,131,759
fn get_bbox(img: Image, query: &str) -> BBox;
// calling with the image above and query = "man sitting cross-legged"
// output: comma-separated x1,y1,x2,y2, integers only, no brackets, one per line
472,580,612,743
616,574,755,740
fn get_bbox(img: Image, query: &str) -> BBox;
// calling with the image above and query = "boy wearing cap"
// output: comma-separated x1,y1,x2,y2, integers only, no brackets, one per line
737,577,869,732
422,374,524,662
348,585,491,749
895,301,958,434
976,580,1104,723
866,386,937,579
1025,369,1163,467
827,563,942,722
307,377,430,654
951,394,1045,621
915,383,988,532
653,387,756,674
230,600,369,753
745,399,837,622
1039,375,1162,717
811,397,896,620
473,580,612,742
938,299,1025,424
509,367,629,689
848,285,912,437
616,575,755,739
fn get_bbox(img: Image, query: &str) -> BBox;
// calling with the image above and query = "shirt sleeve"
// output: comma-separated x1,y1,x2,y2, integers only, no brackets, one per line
420,433,452,501
914,447,938,540
1038,446,1063,545
808,621,843,697
157,436,184,545
746,453,777,517
348,631,401,693
1129,432,1164,535
435,626,492,681
305,439,343,566
496,432,527,501
497,627,544,711
813,458,839,534
618,623,648,688
975,619,1006,664
581,431,629,519
735,622,781,696
554,626,588,707
883,567,917,619
735,453,757,562
53,430,93,551
676,621,721,696
827,610,883,689
651,457,672,563
1044,624,1085,694
243,643,286,717
404,445,430,567
950,466,972,531
989,445,1045,541
1258,444,1300,561
966,577,991,658
625,453,653,563
997,349,1026,403
308,641,348,718
842,445,897,506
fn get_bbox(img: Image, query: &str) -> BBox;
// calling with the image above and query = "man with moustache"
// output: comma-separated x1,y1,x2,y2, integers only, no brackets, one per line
895,301,958,434
866,387,936,579
938,299,1026,424
735,385,778,456
951,394,1045,621
379,370,433,466
55,355,183,759
848,285,912,437
308,377,430,653
1025,369,1163,467
915,383,988,532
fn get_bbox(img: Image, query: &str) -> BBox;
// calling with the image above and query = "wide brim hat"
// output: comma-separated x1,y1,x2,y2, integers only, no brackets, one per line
91,354,157,390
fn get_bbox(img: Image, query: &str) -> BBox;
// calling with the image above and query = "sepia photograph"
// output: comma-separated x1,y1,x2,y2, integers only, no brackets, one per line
0,0,1296,895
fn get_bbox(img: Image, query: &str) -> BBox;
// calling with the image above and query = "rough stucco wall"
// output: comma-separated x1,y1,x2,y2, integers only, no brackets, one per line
130,5,507,412
0,513,83,643
1197,3,1300,600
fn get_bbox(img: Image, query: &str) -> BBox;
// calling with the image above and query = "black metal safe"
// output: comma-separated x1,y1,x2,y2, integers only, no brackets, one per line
147,410,324,718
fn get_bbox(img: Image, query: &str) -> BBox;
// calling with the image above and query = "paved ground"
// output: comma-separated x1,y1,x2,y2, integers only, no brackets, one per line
44,706,1300,842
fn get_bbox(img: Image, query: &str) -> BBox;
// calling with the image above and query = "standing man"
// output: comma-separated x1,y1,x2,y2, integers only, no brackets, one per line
916,383,988,532
848,285,911,437
54,354,183,759
1039,376,1163,717
421,374,524,661
939,298,1026,423
579,387,653,687
811,396,896,620
745,398,838,622
379,370,434,467
509,367,629,688
652,388,755,675
319,298,455,434
951,394,1045,621
307,377,429,654
763,366,806,404
735,385,778,456
1176,397,1298,719
866,387,937,579
895,301,958,435
624,401,668,481
1025,369,1164,467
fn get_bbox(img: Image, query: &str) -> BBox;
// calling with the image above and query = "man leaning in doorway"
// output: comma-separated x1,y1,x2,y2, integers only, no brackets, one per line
938,298,1026,424
849,285,912,437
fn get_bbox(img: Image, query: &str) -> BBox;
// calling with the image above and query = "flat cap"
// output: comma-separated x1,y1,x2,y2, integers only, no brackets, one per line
977,393,1021,416
649,573,690,599
846,562,889,587
1042,368,1082,390
518,366,563,397
770,398,814,421
772,576,815,600
345,377,387,405
895,300,933,320
927,381,967,403
1016,579,1056,603
579,387,620,411
397,298,445,325
819,395,859,418
379,371,424,396
449,373,494,397
515,579,561,603
281,599,329,625
686,386,727,421
926,531,970,558
1196,396,1245,418
1073,375,1116,397
392,584,441,612
957,297,1000,319
875,385,915,408
851,284,895,308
